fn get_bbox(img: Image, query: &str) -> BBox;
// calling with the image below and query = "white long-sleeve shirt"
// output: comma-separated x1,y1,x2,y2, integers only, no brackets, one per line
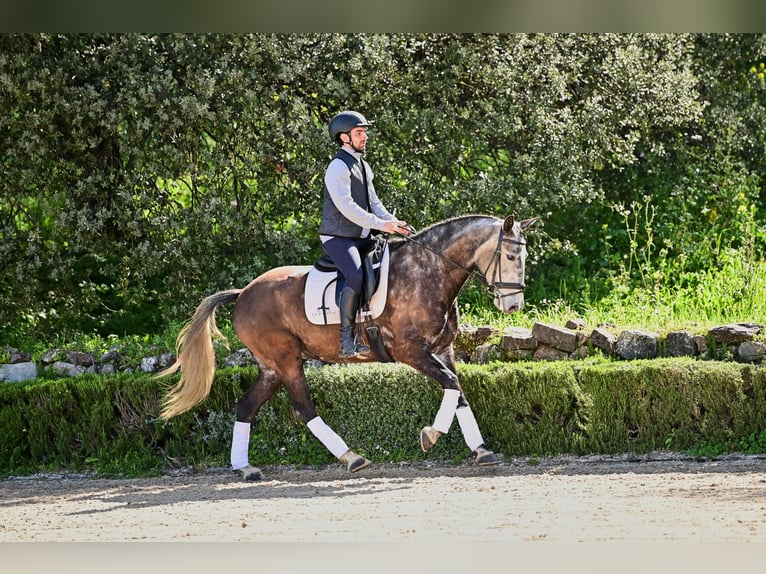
320,145,396,242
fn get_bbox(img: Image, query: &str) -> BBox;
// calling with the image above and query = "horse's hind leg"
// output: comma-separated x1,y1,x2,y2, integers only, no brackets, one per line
230,367,284,481
279,361,372,474
421,394,499,466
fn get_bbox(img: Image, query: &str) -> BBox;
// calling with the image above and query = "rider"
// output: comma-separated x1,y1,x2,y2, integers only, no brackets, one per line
319,110,411,358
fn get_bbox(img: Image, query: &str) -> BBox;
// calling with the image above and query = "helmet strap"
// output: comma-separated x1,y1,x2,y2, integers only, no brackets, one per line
342,132,365,154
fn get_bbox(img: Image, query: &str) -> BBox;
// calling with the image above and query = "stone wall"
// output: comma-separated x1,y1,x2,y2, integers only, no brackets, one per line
457,321,765,365
2,321,764,384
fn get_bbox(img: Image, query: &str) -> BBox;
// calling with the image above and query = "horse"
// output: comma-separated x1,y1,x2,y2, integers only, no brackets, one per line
158,214,537,480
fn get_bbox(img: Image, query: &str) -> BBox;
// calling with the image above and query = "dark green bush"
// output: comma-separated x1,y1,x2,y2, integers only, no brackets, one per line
2,359,766,477
6,33,764,341
459,361,590,456
579,359,761,452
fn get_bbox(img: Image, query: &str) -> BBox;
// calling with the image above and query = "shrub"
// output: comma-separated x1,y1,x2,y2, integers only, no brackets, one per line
3,359,766,477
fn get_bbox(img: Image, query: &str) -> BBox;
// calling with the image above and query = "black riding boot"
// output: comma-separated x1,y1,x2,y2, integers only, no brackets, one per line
338,286,370,358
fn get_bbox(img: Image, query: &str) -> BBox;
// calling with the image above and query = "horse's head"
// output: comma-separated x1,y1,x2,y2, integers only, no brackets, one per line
487,215,538,313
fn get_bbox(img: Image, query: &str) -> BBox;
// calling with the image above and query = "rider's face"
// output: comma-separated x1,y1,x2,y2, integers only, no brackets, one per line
345,127,368,151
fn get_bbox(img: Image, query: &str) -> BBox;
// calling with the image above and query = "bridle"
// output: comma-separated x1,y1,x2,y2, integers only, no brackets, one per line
482,228,527,300
396,224,527,299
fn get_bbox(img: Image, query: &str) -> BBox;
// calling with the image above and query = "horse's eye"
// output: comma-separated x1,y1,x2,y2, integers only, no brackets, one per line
506,254,516,262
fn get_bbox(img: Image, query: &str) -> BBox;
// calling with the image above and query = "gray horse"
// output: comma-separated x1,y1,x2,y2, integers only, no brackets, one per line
158,214,537,480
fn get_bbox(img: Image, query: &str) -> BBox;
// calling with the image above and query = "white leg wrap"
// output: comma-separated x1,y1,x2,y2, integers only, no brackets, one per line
230,421,251,470
433,388,461,434
307,416,349,459
456,405,485,452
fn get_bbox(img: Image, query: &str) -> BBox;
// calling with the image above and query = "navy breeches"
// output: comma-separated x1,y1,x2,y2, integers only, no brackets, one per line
321,236,371,293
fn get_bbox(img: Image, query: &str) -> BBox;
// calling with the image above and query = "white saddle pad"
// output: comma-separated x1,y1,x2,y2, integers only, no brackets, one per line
304,245,390,325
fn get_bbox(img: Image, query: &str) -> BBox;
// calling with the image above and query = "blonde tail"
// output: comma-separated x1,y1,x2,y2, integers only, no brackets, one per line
158,289,241,419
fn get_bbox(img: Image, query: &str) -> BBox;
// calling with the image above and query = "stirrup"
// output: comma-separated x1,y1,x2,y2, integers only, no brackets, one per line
339,337,370,358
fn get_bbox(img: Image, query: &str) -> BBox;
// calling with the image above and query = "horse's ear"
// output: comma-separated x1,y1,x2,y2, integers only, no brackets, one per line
519,217,539,231
503,215,515,233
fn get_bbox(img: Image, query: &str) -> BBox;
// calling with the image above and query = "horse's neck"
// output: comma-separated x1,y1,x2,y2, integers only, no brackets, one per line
401,217,497,294
425,217,497,269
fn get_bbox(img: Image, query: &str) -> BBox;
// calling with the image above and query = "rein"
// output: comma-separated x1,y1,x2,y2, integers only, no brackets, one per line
396,225,526,297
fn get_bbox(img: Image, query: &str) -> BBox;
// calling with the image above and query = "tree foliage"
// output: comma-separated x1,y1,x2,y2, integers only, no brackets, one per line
1,33,764,340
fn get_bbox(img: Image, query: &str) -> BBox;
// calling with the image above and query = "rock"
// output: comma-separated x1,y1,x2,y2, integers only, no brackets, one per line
471,344,503,364
500,327,537,351
738,341,765,363
533,344,570,361
2,347,32,364
224,348,254,368
565,318,586,330
504,349,535,361
532,322,578,353
475,326,496,339
0,362,38,382
99,363,117,375
665,331,696,357
457,324,498,348
51,361,87,377
140,356,160,373
100,347,123,366
590,327,617,356
708,323,763,344
454,349,471,363
455,324,493,357
616,330,659,360
570,346,589,359
692,335,708,355
41,349,63,364
66,351,94,367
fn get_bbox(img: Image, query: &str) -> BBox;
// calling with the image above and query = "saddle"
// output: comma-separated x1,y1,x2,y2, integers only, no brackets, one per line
304,236,389,325
304,237,394,362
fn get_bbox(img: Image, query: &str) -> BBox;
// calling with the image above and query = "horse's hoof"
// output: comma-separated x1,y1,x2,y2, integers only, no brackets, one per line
420,426,442,453
474,446,500,467
340,451,372,473
237,465,264,481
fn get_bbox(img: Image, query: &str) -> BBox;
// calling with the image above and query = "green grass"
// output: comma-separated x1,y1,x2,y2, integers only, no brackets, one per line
459,250,766,337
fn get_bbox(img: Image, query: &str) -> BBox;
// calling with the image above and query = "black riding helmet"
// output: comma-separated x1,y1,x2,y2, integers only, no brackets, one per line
328,110,373,144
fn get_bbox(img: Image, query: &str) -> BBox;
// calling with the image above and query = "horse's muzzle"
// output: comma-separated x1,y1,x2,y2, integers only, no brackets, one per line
494,292,524,314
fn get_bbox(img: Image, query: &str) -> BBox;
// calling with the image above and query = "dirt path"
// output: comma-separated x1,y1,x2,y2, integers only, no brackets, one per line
3,452,766,544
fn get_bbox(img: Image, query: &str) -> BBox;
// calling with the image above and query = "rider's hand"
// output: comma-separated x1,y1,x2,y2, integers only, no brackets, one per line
383,220,412,235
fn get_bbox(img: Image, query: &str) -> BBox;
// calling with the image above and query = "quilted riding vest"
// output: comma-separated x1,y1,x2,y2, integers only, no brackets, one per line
319,149,372,238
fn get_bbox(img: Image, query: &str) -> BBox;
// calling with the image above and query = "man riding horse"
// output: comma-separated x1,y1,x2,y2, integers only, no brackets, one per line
319,110,412,358
157,109,538,480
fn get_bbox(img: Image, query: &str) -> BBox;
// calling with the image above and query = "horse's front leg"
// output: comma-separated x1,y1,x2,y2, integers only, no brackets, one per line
409,344,500,467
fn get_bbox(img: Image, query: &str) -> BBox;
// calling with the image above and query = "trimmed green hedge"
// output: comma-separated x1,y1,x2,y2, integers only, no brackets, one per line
1,358,765,477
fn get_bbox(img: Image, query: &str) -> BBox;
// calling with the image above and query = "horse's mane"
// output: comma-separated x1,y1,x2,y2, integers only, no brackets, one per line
388,214,497,252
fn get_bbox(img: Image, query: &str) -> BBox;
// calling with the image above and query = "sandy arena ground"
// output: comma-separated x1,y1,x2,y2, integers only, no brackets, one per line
2,452,766,544
5,453,766,573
